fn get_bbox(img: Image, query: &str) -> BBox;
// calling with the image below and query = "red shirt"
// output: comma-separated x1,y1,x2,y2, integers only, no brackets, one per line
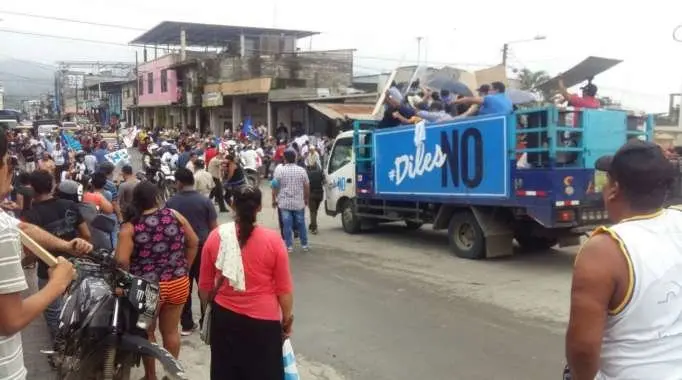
199,225,293,321
274,145,286,162
205,147,218,165
569,94,600,109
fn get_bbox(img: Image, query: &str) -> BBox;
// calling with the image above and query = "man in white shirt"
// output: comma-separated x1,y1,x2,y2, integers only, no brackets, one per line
566,140,682,379
240,145,258,172
193,160,214,197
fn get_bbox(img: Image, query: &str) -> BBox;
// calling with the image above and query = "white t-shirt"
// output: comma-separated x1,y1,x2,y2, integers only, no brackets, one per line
240,149,258,171
0,211,28,380
53,149,65,166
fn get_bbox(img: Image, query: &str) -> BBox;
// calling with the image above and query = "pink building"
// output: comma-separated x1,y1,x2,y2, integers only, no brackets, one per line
137,55,180,107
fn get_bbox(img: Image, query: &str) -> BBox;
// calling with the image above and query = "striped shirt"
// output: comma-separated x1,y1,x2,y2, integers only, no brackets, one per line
273,163,309,211
0,211,27,380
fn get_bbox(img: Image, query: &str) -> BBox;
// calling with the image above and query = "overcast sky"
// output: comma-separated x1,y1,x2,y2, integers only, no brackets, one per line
1,0,681,112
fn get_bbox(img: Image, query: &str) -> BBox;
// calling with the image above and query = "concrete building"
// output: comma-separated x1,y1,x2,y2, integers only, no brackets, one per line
55,61,135,118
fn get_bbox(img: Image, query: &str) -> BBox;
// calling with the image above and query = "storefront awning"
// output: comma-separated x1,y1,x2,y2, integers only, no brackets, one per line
307,103,376,120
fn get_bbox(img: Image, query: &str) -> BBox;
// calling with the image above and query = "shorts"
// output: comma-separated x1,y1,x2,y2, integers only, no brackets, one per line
159,276,190,305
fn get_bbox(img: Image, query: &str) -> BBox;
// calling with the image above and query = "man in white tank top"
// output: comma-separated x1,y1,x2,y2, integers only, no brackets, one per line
565,140,680,380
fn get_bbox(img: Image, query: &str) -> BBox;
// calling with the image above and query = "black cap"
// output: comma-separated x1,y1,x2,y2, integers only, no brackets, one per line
595,140,675,194
581,83,598,97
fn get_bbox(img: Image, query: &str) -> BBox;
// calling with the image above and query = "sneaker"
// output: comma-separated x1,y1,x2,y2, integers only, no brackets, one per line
181,323,198,336
310,229,318,235
302,246,310,252
287,246,294,253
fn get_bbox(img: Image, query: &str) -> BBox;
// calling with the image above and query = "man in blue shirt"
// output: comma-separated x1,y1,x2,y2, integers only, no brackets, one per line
453,81,513,116
93,141,109,166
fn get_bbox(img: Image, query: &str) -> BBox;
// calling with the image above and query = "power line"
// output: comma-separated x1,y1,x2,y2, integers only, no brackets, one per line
0,28,132,47
0,12,497,67
0,10,147,31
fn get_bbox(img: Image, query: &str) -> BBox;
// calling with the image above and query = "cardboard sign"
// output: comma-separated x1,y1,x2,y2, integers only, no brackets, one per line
536,56,623,92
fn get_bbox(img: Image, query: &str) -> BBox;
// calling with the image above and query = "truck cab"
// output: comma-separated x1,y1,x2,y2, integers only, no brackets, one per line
324,106,656,259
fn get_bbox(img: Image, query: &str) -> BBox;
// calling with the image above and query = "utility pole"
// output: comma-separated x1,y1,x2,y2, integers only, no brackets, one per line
416,37,423,66
502,43,509,67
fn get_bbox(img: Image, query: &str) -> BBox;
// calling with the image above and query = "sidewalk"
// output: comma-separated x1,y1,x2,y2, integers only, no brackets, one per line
21,268,57,379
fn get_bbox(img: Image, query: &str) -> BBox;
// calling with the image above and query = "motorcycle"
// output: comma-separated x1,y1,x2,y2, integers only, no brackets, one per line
244,167,260,187
141,155,175,203
52,249,187,380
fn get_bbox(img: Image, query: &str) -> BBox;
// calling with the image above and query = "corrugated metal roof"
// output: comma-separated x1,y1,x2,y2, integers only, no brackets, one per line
130,21,318,46
308,103,376,120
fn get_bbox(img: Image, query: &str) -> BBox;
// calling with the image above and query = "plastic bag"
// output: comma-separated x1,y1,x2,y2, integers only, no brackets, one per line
283,338,300,380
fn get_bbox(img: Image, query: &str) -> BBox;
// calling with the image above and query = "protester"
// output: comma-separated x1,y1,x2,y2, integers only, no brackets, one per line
306,159,324,235
565,140,682,379
207,153,228,212
453,81,513,115
116,181,199,380
273,149,310,252
117,164,139,213
193,160,214,197
166,168,218,336
21,170,91,341
82,172,115,215
558,78,601,109
0,128,89,379
199,186,294,380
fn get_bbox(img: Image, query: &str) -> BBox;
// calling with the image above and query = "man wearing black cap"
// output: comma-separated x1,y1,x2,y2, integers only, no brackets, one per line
452,81,513,116
558,78,600,109
565,140,682,379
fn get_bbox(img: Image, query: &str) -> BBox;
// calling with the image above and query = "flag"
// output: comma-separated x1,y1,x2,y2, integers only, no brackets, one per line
242,117,259,140
61,131,82,151
242,117,253,137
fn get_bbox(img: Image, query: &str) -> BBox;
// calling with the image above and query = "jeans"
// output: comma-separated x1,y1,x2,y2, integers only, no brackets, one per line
308,195,323,231
37,277,64,343
181,244,204,330
281,209,308,248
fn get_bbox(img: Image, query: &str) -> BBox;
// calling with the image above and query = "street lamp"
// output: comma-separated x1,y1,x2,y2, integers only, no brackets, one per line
502,35,546,67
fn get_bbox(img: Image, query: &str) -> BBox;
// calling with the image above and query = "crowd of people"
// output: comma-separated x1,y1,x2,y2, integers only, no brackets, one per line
0,118,331,380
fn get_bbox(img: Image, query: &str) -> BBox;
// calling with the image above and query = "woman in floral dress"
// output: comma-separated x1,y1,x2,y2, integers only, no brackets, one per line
115,181,199,380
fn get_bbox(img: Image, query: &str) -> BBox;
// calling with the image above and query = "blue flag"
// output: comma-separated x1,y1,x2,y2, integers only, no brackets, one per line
242,117,253,136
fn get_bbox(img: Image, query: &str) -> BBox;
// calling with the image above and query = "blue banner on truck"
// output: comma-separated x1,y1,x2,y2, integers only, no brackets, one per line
373,115,510,198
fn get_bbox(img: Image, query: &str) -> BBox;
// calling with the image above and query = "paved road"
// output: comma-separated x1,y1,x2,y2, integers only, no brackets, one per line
24,185,575,379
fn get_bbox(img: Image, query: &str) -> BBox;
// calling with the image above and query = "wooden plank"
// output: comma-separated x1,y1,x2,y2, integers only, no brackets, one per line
536,56,622,92
372,69,399,118
19,229,58,267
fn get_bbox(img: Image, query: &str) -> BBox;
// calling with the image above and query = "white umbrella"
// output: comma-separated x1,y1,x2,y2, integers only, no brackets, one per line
507,89,538,105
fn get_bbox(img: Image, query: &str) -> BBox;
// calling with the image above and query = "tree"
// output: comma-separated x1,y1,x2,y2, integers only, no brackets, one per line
517,68,552,101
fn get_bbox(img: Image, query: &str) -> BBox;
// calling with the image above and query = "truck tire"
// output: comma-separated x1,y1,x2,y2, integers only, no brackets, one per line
515,234,558,252
341,199,362,234
447,211,486,259
404,221,423,230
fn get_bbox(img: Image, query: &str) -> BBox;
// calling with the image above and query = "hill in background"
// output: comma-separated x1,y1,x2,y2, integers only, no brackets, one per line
0,59,54,108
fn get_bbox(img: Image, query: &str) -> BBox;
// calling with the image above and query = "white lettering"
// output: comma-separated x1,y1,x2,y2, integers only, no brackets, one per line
392,142,447,186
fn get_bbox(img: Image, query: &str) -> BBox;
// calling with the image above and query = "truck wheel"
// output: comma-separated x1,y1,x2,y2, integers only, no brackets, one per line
447,211,486,259
404,221,423,230
515,234,558,252
341,199,362,234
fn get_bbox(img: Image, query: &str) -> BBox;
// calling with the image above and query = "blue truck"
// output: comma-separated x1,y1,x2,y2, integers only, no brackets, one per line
323,106,658,259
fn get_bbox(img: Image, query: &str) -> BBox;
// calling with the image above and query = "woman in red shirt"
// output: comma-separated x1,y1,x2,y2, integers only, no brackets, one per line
199,186,294,380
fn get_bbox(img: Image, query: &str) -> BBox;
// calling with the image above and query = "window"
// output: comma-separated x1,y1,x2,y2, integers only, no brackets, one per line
147,73,153,94
328,137,353,173
160,69,168,93
138,76,143,94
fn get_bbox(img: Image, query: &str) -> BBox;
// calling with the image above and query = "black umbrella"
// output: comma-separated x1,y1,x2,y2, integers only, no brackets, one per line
425,76,473,97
